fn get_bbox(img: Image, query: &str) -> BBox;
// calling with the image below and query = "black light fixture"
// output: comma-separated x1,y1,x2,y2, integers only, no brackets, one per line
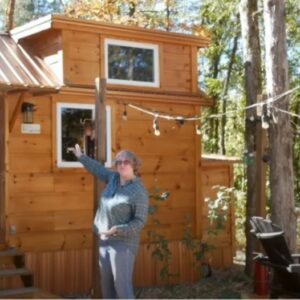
21,102,35,123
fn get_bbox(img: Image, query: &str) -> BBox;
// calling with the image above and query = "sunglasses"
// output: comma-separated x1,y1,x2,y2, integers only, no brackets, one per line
115,160,131,166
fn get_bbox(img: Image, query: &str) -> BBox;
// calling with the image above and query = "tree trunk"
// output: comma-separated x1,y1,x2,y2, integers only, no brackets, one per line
128,0,136,17
221,29,239,155
263,0,296,251
5,0,15,31
165,0,171,31
239,0,262,277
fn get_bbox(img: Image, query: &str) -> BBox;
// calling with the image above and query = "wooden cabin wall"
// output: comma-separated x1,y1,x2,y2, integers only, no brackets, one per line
26,29,195,93
4,27,235,294
200,161,235,268
115,100,198,242
5,91,235,294
7,91,95,249
0,94,7,243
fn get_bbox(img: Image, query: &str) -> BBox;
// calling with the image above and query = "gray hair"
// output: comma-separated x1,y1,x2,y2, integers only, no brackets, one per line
114,150,141,175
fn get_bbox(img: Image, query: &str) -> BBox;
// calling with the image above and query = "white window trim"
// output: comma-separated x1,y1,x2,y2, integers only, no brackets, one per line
56,102,112,168
104,38,160,87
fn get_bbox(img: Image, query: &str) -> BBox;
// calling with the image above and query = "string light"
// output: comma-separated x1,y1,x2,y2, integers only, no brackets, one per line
261,114,270,129
122,104,128,120
153,114,160,136
122,86,300,137
175,116,185,125
202,129,209,141
127,86,299,123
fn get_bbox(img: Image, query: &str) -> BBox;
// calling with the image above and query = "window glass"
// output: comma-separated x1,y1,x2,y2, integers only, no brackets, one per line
56,103,111,168
105,39,159,87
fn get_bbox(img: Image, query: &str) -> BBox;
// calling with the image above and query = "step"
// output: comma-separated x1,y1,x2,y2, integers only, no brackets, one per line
0,248,23,257
0,287,39,298
0,267,32,277
0,243,7,250
0,248,24,265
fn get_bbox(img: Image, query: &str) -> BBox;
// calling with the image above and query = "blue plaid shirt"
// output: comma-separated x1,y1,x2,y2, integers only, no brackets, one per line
79,154,148,253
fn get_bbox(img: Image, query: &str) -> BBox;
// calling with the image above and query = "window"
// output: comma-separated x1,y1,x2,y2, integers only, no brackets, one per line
105,38,159,87
56,103,112,168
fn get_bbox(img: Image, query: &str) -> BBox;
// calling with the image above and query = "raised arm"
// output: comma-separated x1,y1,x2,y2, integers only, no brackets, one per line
71,144,113,182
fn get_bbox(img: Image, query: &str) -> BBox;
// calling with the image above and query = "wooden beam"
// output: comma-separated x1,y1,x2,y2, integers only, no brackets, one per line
0,93,7,243
58,86,213,107
92,78,107,298
195,106,202,239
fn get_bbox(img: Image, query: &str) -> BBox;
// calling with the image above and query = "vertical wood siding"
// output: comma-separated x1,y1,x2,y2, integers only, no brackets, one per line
4,27,234,296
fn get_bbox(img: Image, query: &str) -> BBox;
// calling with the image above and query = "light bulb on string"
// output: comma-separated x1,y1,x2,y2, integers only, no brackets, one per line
122,104,128,121
175,116,185,126
153,115,160,136
196,124,201,135
202,129,209,141
261,114,269,129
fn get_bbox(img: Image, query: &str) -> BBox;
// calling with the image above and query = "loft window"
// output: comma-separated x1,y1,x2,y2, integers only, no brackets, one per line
56,103,112,168
105,38,159,87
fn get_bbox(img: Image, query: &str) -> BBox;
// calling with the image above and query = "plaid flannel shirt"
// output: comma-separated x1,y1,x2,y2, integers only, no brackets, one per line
79,154,148,254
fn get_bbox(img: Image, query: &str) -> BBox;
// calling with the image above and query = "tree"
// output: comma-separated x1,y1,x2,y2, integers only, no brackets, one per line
4,0,15,31
0,0,64,31
199,0,245,158
239,0,263,277
263,0,296,250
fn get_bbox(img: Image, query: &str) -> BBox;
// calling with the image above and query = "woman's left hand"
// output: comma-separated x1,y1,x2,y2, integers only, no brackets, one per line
101,226,117,236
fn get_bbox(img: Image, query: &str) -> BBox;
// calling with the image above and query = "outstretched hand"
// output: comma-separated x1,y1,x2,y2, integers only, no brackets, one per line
68,144,82,158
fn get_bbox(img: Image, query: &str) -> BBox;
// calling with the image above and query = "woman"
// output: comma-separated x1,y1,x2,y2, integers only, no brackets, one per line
72,145,148,299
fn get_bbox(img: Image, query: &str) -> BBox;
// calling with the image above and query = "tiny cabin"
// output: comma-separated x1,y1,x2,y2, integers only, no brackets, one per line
0,15,236,296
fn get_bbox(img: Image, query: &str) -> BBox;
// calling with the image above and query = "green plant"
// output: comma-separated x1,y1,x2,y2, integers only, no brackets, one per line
147,188,178,281
181,214,214,278
204,183,246,248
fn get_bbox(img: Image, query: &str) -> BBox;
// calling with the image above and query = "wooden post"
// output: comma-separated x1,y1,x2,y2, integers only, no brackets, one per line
92,78,107,298
255,95,267,217
0,93,6,244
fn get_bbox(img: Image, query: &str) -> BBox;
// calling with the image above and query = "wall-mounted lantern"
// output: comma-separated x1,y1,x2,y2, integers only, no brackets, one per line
21,102,35,123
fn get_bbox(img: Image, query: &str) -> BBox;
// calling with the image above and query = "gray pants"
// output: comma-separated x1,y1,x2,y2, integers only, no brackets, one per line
99,239,135,299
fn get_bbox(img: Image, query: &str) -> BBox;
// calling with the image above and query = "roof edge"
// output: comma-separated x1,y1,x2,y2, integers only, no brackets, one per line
10,14,210,47
10,15,52,42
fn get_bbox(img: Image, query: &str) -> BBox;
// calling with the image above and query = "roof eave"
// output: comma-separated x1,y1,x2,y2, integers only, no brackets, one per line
10,14,210,48
0,82,60,94
10,15,53,42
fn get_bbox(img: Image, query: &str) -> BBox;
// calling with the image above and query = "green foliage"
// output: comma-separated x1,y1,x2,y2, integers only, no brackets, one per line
181,214,213,278
64,0,202,32
147,188,177,281
0,0,64,30
198,0,245,156
205,183,246,249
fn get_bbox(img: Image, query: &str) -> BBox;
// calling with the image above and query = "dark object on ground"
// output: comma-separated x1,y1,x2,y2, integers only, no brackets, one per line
250,216,300,298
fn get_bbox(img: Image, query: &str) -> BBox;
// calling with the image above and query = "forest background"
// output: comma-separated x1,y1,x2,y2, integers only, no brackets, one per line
0,0,300,273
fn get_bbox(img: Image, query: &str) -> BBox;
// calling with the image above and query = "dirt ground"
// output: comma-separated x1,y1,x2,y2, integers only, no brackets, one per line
135,256,255,299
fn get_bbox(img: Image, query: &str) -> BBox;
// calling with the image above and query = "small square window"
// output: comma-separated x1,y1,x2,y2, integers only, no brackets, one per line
56,103,112,168
105,39,159,87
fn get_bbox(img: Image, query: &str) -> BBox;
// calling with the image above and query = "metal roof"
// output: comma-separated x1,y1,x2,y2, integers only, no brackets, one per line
0,32,61,93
